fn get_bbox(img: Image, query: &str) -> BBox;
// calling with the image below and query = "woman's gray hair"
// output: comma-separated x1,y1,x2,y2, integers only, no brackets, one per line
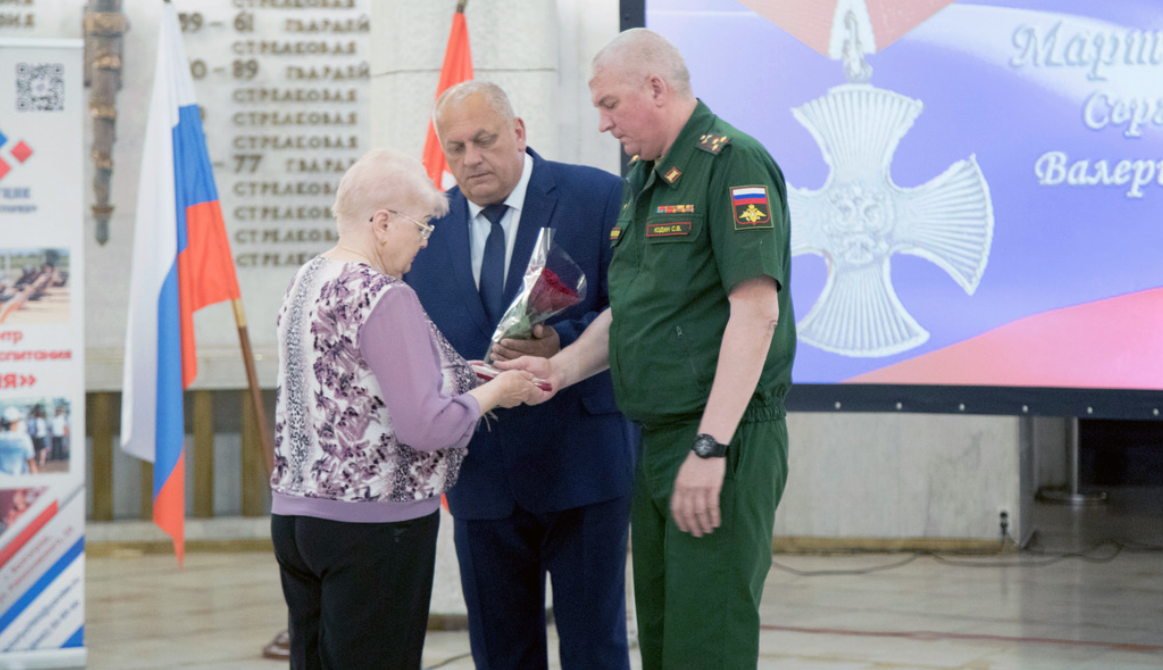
433,80,516,129
332,148,448,234
592,28,692,97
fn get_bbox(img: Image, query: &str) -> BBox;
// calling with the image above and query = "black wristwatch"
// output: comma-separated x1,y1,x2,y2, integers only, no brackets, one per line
692,433,728,459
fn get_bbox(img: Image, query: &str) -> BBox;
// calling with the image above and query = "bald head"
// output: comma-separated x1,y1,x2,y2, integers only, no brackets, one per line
431,80,528,206
588,29,698,161
591,28,693,99
434,80,516,129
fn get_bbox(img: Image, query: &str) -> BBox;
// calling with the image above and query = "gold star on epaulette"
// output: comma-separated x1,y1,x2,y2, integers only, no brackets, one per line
696,133,730,155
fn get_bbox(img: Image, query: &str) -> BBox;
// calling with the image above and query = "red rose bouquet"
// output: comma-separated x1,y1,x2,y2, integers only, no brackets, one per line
483,228,587,364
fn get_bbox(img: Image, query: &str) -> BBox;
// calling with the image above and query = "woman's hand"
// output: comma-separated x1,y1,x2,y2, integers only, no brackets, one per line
488,370,540,408
469,370,550,414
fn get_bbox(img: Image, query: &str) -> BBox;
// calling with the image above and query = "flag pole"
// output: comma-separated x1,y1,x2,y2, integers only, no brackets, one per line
232,298,274,475
457,0,467,11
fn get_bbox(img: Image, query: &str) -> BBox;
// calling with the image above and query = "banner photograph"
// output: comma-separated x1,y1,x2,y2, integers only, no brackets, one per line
647,0,1163,393
0,397,72,476
0,248,69,325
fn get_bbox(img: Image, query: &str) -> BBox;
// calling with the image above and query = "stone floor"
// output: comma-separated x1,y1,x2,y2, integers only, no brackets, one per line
82,487,1163,669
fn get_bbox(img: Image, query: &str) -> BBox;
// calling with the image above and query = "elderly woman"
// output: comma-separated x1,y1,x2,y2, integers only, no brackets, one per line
271,148,542,670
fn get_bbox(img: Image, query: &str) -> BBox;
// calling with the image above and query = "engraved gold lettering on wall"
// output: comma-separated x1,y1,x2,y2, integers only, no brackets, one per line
172,0,370,271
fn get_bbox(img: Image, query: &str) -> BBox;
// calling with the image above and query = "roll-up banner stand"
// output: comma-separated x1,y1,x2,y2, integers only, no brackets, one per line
0,38,87,669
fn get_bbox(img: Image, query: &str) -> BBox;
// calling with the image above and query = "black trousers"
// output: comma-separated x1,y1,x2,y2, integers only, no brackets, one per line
271,511,440,670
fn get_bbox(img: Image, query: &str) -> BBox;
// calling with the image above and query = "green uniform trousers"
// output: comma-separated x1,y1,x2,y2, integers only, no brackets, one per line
632,408,788,669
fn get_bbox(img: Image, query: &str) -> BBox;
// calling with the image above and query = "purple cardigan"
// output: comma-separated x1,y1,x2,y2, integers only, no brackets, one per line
271,257,480,523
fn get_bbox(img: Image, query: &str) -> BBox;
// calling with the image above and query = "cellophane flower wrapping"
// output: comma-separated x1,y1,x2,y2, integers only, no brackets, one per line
483,227,586,365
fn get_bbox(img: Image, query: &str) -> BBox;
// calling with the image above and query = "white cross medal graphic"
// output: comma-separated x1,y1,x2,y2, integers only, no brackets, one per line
787,10,994,357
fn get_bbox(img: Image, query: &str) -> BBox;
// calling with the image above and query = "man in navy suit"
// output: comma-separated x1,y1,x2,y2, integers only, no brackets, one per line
405,81,636,670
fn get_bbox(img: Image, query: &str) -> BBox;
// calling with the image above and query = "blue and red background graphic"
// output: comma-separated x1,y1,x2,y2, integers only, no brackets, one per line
650,0,1163,392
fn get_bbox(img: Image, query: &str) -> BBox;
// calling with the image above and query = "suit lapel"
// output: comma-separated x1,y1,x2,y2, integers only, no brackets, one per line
440,190,493,338
505,150,558,307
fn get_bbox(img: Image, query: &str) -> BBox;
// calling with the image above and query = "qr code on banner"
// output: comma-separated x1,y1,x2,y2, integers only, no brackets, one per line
16,63,65,112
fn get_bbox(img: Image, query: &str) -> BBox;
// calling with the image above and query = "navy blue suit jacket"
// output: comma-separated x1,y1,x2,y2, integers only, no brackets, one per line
405,149,637,520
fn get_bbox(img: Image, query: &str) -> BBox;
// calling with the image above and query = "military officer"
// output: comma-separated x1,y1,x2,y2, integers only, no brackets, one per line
502,27,796,670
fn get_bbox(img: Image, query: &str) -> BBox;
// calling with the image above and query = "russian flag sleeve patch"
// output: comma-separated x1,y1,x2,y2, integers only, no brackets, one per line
731,186,772,229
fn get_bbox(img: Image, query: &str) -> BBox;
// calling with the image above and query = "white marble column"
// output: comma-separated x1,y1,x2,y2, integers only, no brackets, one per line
372,1,557,160
370,0,623,171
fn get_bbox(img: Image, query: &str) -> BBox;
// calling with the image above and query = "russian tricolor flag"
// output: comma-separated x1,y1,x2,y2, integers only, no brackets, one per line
732,187,767,206
422,3,473,189
121,2,240,565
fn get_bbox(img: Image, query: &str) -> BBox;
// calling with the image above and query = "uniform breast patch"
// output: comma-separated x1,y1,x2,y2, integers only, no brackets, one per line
646,222,692,237
731,186,772,229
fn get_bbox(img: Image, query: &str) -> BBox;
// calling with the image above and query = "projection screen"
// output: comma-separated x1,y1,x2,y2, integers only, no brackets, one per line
626,0,1163,418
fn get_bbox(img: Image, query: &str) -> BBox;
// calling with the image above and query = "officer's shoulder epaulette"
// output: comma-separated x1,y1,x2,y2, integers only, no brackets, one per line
696,133,730,155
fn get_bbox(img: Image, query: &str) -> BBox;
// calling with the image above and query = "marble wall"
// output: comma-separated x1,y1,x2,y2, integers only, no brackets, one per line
778,413,1028,541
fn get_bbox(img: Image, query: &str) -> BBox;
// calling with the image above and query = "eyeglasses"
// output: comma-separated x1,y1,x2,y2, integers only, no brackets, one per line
388,211,434,240
369,211,434,240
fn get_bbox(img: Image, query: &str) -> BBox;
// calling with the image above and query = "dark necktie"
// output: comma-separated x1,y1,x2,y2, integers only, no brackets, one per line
479,203,508,324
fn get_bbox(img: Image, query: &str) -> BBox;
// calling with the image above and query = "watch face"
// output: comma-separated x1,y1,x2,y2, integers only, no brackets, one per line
693,434,724,458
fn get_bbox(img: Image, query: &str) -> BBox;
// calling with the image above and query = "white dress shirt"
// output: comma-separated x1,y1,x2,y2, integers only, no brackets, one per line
467,152,534,290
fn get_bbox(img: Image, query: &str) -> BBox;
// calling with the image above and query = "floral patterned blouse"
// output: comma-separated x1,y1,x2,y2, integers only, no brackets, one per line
271,257,479,523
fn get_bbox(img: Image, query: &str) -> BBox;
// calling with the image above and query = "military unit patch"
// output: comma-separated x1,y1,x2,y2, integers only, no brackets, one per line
663,167,682,184
697,133,730,154
656,204,695,214
731,186,772,229
646,222,691,237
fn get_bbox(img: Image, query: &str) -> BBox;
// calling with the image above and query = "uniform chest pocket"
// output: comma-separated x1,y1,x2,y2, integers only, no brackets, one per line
643,212,704,245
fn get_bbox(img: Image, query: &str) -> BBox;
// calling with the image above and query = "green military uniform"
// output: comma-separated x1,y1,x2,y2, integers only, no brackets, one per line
607,100,796,669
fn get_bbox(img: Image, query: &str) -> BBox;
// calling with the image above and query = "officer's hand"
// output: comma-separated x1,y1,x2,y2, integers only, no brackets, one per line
670,453,725,537
490,324,560,362
494,355,559,405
